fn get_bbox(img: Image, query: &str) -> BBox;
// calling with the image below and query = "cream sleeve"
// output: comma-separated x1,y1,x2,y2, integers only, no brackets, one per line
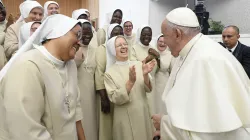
4,26,18,60
95,46,106,90
97,28,106,47
3,61,52,140
104,73,131,105
75,87,83,122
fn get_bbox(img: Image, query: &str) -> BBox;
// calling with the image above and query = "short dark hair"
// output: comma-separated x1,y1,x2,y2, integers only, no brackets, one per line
224,25,240,34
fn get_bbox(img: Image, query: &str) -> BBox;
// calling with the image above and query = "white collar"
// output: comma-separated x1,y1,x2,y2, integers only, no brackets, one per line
115,60,129,65
124,33,132,38
179,33,202,58
227,42,238,53
34,44,65,68
139,42,150,48
0,20,6,24
159,49,169,55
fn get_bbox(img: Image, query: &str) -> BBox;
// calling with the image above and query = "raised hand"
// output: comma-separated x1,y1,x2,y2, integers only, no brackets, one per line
147,48,161,68
142,59,156,75
129,65,136,83
148,48,160,59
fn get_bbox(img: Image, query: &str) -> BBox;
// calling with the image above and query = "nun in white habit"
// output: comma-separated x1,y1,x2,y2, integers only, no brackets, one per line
130,25,157,116
130,25,153,61
123,19,136,47
72,9,89,20
94,23,124,140
97,9,123,46
74,19,98,140
0,14,86,140
18,21,41,48
72,8,92,21
72,9,98,48
95,23,124,91
16,0,44,23
4,0,43,60
43,1,60,19
104,35,155,140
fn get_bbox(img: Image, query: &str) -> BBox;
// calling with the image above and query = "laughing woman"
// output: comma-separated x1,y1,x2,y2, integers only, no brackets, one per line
104,35,156,140
96,9,123,46
130,25,153,61
94,23,124,140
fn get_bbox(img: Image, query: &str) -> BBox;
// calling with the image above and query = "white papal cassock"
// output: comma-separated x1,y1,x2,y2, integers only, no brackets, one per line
161,33,250,140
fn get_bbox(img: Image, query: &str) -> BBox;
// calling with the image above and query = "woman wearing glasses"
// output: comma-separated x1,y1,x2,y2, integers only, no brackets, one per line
0,14,86,140
104,35,156,140
123,20,136,48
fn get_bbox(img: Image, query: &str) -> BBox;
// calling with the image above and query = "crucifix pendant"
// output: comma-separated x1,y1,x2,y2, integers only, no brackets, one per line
65,96,70,114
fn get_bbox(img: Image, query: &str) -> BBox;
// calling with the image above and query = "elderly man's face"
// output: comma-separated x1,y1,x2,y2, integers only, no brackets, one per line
58,24,82,61
47,3,59,16
222,27,240,49
161,20,179,57
26,7,43,22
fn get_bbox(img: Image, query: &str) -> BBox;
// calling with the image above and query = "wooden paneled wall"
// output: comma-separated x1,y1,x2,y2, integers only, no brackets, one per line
1,0,97,18
86,0,99,19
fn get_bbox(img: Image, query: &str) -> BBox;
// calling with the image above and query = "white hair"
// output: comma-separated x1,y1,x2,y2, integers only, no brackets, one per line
167,20,201,36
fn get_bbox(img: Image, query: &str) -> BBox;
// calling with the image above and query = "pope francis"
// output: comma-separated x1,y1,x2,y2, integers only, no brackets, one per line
152,7,250,140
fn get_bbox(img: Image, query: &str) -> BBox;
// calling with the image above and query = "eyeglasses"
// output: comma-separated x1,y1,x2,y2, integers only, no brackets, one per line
71,30,82,40
77,31,82,40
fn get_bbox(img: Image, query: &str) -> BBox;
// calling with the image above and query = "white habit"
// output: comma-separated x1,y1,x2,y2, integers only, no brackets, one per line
1,46,82,140
0,14,83,140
